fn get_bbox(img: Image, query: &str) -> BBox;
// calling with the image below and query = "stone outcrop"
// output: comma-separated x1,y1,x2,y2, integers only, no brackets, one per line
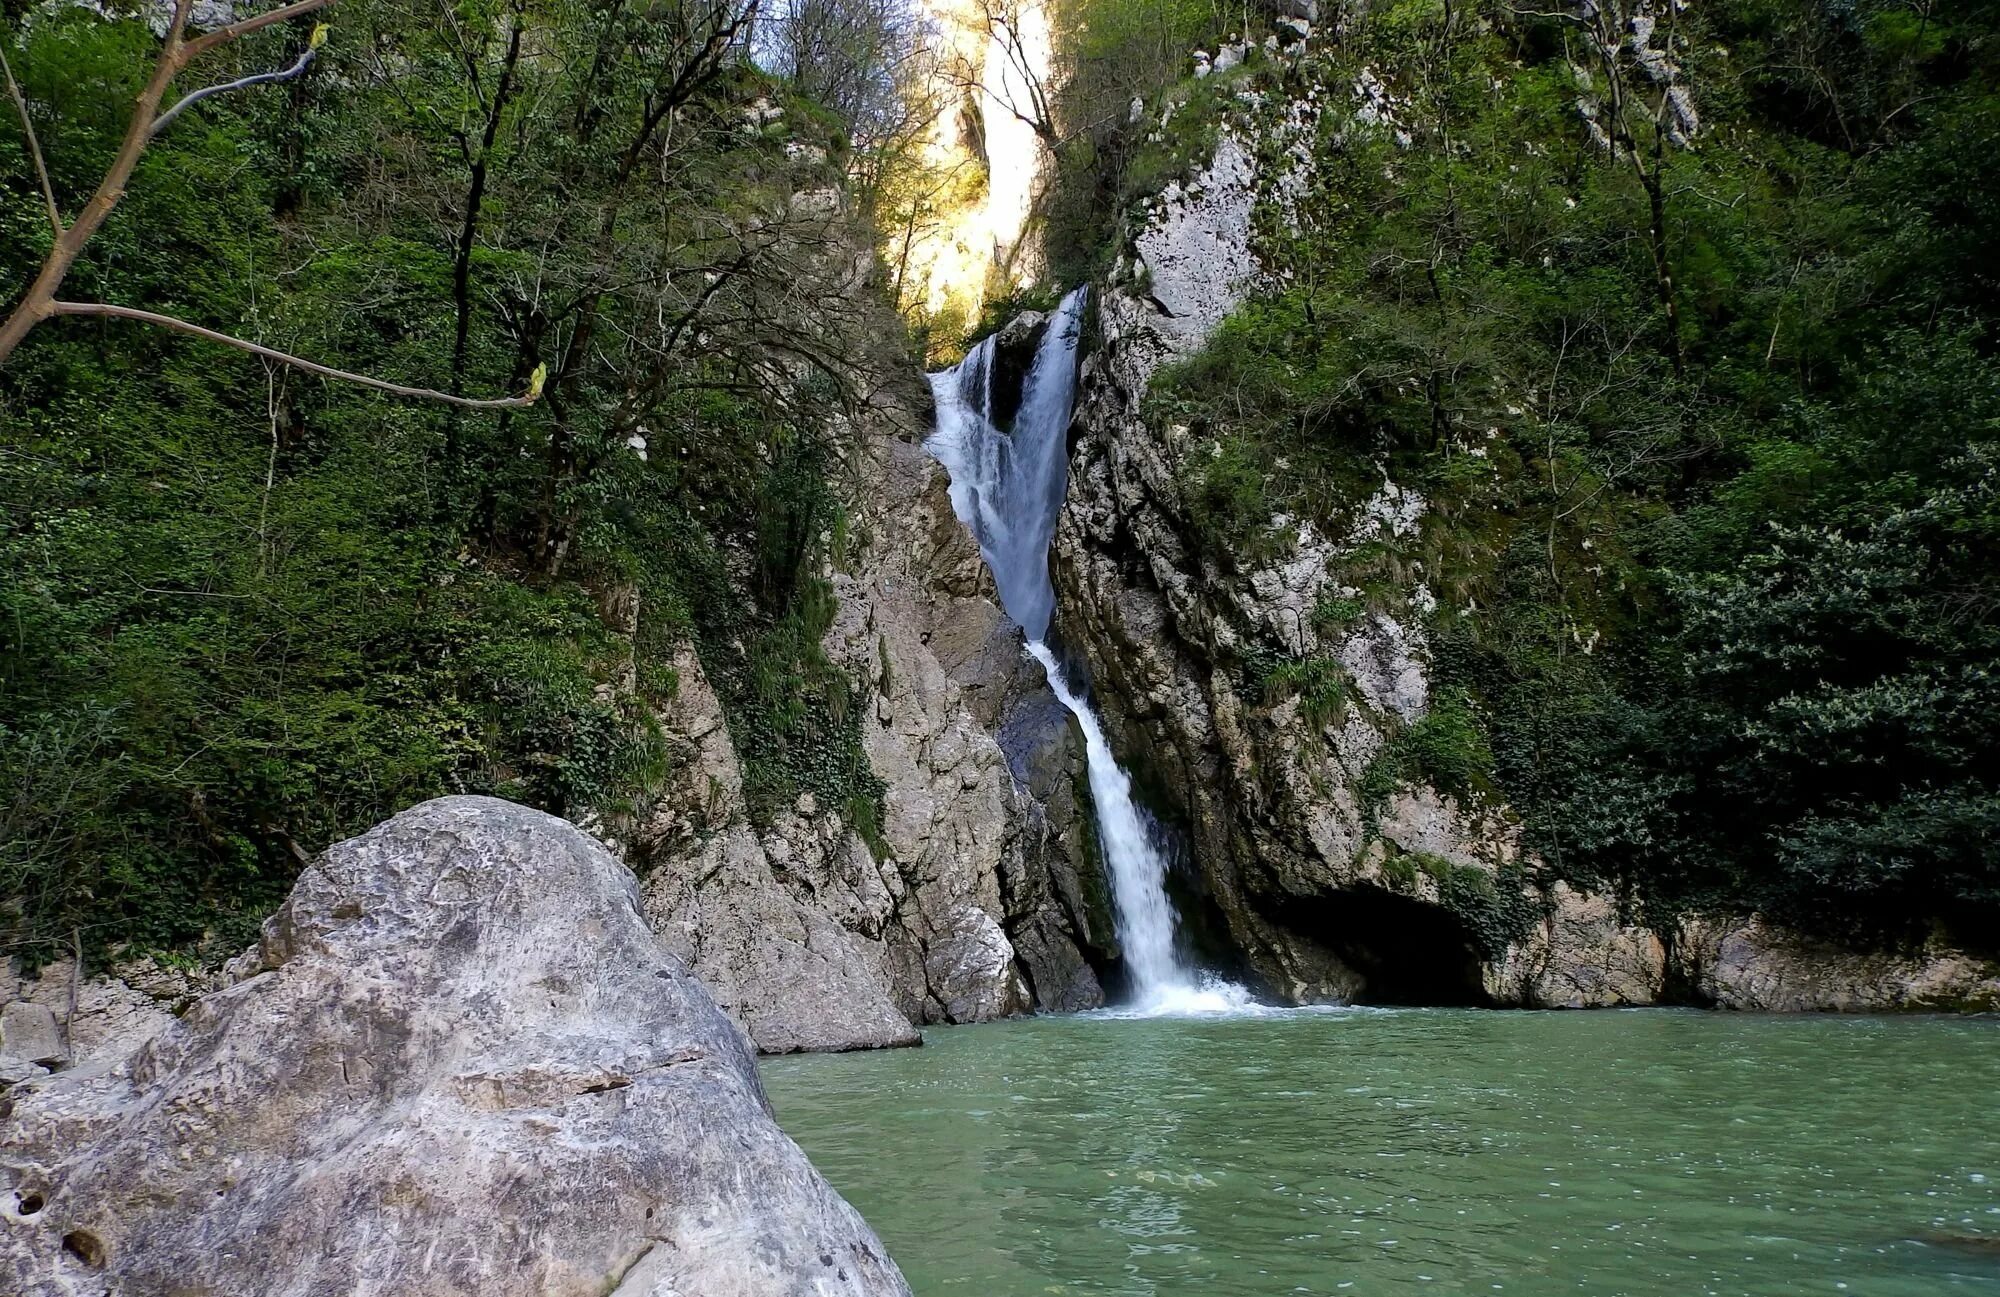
619,392,1110,1052
822,365,1112,1021
1051,62,1997,1015
1,956,217,1086
1673,918,2000,1013
1,796,912,1297
628,643,923,1054
1487,884,1667,1009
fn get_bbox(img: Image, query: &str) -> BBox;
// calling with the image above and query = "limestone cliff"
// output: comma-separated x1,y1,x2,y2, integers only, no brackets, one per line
1054,91,1617,1008
1047,41,1998,1014
616,396,1111,1053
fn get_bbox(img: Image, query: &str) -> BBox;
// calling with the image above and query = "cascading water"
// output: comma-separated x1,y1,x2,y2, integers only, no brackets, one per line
927,288,1248,1014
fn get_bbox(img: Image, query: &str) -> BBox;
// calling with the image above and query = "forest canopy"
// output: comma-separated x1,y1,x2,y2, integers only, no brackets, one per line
1,0,908,963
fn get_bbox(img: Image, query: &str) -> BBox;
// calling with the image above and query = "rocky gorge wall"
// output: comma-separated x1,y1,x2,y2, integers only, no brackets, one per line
609,392,1114,1053
1045,36,2000,1015
2,356,1115,1068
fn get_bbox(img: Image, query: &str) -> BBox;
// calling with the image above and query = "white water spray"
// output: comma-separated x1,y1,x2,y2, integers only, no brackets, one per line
926,288,1250,1014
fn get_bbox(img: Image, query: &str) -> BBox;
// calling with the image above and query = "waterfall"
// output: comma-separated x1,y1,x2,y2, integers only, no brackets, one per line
926,288,1247,1014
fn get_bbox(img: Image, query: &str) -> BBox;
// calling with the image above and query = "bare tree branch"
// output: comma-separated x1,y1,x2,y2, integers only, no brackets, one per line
0,43,62,235
51,301,545,409
181,0,340,62
153,27,326,137
0,0,345,366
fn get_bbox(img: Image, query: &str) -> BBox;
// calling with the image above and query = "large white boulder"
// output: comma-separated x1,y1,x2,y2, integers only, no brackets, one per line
0,796,911,1297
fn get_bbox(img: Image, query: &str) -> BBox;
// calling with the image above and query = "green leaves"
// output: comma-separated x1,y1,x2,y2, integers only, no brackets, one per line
1,0,904,960
1116,0,2000,944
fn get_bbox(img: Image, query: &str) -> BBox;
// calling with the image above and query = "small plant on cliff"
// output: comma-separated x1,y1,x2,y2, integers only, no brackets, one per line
1262,655,1353,728
1360,689,1497,809
1437,862,1541,959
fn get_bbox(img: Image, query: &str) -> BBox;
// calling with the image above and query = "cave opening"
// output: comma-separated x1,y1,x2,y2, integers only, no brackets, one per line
1276,888,1493,1007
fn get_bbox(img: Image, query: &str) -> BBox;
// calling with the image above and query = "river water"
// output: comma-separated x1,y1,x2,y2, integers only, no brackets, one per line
764,1009,2000,1296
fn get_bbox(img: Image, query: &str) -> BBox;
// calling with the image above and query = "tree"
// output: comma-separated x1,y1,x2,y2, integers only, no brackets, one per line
1,0,914,961
0,0,542,406
1526,0,1699,375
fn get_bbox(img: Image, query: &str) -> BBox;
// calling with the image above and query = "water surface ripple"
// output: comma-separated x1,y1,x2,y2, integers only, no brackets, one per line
763,1009,2000,1296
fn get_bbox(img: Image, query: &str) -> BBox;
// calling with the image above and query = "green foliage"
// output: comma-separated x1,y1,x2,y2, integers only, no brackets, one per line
1376,842,1538,957
0,0,898,962
1437,861,1540,959
1262,655,1351,727
1150,291,1425,559
966,283,1066,350
1311,592,1367,633
1181,434,1281,561
1107,0,2000,946
1360,689,1496,808
676,432,886,844
1378,850,1420,891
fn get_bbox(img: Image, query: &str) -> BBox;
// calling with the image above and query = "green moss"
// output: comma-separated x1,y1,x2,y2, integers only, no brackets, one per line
1376,841,1536,957
1262,655,1353,727
1118,68,1249,204
1379,850,1420,891
1180,435,1283,563
1312,593,1368,633
1360,689,1497,809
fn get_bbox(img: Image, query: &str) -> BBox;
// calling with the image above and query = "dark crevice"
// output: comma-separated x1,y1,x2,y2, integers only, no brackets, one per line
1161,831,1259,987
1267,887,1493,1007
62,1229,106,1269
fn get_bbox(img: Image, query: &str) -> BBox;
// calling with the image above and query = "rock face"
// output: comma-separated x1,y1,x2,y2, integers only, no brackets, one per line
630,644,925,1054
3,956,215,1086
1673,918,2000,1013
823,360,1112,1021
1487,884,1667,1010
1052,71,1997,1014
621,393,1111,1052
0,796,912,1297
1055,99,1665,1007
0,1003,65,1070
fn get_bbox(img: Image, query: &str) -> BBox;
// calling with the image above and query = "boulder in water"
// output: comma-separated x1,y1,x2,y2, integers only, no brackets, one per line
0,796,911,1297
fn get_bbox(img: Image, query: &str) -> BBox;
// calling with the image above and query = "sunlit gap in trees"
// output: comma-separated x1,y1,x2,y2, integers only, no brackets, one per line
753,0,1053,342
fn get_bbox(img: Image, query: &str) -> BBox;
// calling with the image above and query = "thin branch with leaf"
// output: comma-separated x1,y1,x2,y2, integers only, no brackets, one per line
0,0,541,410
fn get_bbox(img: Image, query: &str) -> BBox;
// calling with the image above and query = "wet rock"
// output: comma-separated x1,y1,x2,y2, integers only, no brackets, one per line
0,796,911,1297
627,399,1106,1052
1487,884,1665,1008
825,425,1106,1019
1674,918,2000,1013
